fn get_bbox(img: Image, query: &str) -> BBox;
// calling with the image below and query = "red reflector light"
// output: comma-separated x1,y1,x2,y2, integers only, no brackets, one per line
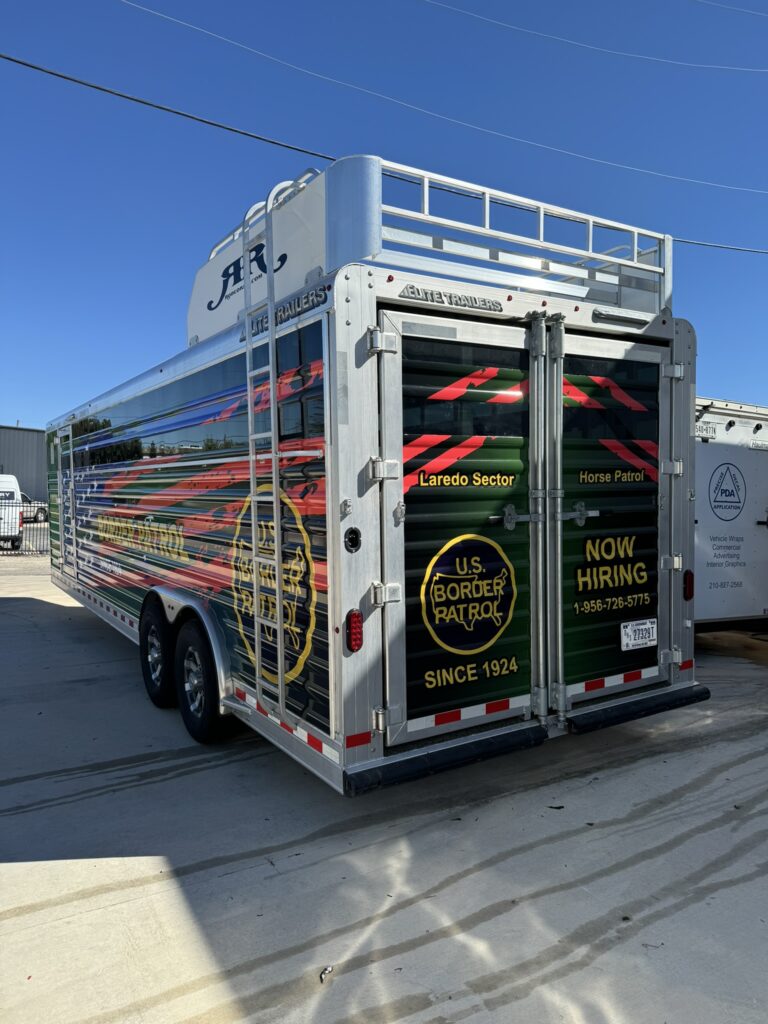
345,609,363,652
18,511,23,529
683,569,694,602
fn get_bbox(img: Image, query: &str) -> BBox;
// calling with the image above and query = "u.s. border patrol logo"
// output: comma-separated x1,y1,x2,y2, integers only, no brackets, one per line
232,486,316,683
420,534,516,656
709,463,746,522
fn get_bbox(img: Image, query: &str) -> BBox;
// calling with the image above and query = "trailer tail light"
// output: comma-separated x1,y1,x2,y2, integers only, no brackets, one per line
18,511,23,531
345,609,363,652
683,569,694,602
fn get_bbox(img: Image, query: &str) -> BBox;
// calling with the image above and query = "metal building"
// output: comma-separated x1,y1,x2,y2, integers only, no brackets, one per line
0,425,47,500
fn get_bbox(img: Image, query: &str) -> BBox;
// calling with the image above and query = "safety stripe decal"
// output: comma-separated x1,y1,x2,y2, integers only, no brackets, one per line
407,693,529,733
567,664,658,696
70,581,136,631
346,731,373,749
232,687,340,764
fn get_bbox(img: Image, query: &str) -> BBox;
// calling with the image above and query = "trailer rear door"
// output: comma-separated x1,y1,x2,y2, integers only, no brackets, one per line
551,329,668,713
378,313,539,745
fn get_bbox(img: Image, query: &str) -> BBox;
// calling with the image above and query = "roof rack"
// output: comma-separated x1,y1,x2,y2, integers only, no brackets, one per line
377,160,672,314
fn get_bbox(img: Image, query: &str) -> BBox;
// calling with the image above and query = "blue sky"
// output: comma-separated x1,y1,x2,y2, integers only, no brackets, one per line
2,0,766,428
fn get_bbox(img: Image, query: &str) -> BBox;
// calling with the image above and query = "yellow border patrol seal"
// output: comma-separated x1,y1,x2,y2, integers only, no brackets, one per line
420,533,517,656
232,484,316,684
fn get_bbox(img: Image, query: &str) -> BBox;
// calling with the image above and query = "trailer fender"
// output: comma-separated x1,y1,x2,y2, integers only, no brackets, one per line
144,587,233,707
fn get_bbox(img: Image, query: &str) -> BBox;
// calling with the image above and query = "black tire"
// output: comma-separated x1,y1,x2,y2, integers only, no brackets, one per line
139,602,176,708
10,537,21,551
174,619,226,743
35,508,47,523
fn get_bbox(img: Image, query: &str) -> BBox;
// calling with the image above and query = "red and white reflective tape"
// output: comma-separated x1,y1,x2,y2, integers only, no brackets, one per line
407,693,529,734
71,581,136,631
234,687,340,764
567,664,658,696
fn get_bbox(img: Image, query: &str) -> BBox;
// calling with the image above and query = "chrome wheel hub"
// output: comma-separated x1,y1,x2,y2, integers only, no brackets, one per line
146,625,163,686
183,647,205,716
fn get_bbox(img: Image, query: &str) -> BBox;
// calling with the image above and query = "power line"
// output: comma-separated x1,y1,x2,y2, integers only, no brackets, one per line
692,0,768,16
1,50,766,255
0,52,333,161
423,0,768,72
118,0,768,196
674,237,768,254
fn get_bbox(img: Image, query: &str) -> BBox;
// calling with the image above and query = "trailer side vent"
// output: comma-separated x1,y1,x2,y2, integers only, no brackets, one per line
346,610,364,652
683,570,694,602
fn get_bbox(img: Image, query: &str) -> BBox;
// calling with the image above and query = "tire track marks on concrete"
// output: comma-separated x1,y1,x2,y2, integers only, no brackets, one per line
69,750,768,1024
1,716,762,923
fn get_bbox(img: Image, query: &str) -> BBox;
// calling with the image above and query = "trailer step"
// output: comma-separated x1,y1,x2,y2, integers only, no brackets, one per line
567,684,710,734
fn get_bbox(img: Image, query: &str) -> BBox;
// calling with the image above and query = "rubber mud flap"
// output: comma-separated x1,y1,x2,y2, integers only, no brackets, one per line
342,723,547,796
567,685,711,735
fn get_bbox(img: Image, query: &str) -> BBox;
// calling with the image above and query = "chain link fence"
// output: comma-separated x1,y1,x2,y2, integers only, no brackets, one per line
0,501,50,555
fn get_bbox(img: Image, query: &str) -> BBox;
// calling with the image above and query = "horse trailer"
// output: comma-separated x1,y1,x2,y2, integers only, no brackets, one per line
47,156,708,793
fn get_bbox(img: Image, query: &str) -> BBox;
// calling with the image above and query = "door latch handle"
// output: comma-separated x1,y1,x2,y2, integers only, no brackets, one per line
559,501,600,527
488,505,543,530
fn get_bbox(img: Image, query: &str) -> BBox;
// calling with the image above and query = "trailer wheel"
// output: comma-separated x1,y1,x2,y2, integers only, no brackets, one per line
139,603,176,708
10,537,21,551
174,620,225,744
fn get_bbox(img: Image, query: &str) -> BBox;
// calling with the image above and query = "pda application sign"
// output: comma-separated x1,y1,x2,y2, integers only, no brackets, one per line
709,463,746,522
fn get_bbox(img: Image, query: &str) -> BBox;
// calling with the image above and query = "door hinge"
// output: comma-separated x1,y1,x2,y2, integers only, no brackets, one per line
367,325,398,354
368,457,400,482
662,363,685,380
661,554,683,571
373,704,405,733
661,460,684,476
371,581,402,606
559,501,600,527
660,647,682,666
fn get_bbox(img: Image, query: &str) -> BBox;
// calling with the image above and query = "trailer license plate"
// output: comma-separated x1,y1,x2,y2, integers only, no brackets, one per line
621,618,657,651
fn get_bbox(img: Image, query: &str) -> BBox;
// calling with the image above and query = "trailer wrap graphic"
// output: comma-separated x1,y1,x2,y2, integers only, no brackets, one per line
231,487,317,687
399,340,662,719
401,336,531,719
50,321,332,733
562,355,660,683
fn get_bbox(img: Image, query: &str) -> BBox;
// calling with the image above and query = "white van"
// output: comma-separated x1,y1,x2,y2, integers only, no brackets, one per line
0,474,23,550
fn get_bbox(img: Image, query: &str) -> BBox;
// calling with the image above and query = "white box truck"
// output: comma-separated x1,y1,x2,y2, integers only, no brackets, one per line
47,156,707,792
695,397,768,626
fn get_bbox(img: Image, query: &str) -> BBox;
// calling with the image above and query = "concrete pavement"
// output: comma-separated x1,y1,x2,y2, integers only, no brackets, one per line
1,561,767,1024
